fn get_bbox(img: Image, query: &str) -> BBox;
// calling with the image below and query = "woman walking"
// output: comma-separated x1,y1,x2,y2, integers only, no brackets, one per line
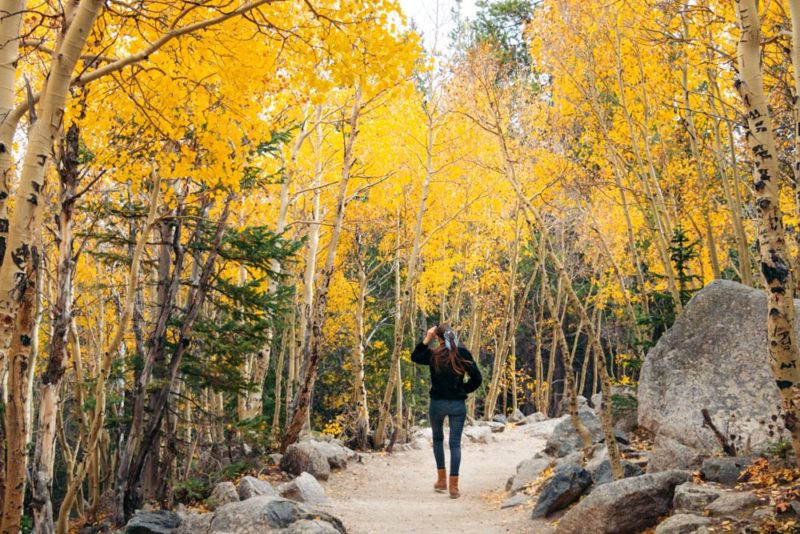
411,324,482,498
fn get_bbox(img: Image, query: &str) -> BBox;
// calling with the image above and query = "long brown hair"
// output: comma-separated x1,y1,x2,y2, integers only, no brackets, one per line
431,324,467,375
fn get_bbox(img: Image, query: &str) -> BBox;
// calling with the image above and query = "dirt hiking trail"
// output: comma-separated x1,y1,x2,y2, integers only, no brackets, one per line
323,424,552,534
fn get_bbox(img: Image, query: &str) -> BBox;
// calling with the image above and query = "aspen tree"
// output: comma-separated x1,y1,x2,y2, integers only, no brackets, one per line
788,0,800,278
732,0,800,462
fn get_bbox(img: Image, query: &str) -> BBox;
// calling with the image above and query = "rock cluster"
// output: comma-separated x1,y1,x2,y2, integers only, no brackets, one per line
124,436,351,534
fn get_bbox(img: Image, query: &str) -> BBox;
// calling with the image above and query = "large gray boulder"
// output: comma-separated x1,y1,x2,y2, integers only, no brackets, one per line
545,408,603,458
638,280,785,471
555,470,691,534
281,442,331,481
209,496,344,533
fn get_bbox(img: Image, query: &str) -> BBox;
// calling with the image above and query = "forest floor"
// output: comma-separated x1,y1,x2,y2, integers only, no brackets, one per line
323,424,552,534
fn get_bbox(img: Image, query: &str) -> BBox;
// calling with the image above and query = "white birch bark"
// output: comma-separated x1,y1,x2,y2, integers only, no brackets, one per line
733,0,800,462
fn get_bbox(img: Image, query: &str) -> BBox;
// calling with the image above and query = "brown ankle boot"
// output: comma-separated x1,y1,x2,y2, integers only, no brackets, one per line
434,469,447,492
449,476,460,499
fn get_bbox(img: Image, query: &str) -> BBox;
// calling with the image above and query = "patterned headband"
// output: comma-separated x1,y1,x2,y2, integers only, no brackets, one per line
443,330,458,351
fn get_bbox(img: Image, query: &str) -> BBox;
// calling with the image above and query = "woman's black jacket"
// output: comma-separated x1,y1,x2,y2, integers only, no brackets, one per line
410,342,482,400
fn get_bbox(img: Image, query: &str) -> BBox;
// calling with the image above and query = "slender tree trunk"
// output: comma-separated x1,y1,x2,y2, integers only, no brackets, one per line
285,296,298,427
733,0,800,463
533,293,545,413
353,246,370,449
1,254,37,534
30,123,81,534
788,0,800,281
272,326,288,432
466,295,482,419
706,67,752,285
374,105,435,446
281,85,362,452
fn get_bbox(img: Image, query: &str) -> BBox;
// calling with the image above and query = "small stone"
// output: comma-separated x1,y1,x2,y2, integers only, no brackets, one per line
700,457,753,485
654,514,710,534
281,442,331,481
501,494,531,509
463,425,492,444
492,414,509,424
305,439,350,469
125,511,182,534
207,481,239,510
586,447,609,472
509,409,526,423
238,475,278,500
410,438,427,450
613,428,630,445
589,460,643,489
705,491,759,516
555,470,692,534
488,421,506,433
508,455,551,494
282,519,341,533
673,483,722,514
209,496,344,532
790,500,800,518
752,507,773,521
545,408,603,458
172,512,211,534
278,472,331,505
526,412,548,424
269,453,283,465
554,451,583,469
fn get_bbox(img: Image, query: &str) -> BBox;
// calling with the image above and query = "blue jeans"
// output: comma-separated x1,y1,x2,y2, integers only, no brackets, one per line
428,398,467,476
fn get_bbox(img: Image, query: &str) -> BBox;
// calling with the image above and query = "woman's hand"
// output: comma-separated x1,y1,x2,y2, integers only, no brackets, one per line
423,326,437,345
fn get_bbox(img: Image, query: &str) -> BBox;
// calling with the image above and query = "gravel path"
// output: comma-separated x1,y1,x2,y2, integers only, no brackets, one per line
323,424,554,534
